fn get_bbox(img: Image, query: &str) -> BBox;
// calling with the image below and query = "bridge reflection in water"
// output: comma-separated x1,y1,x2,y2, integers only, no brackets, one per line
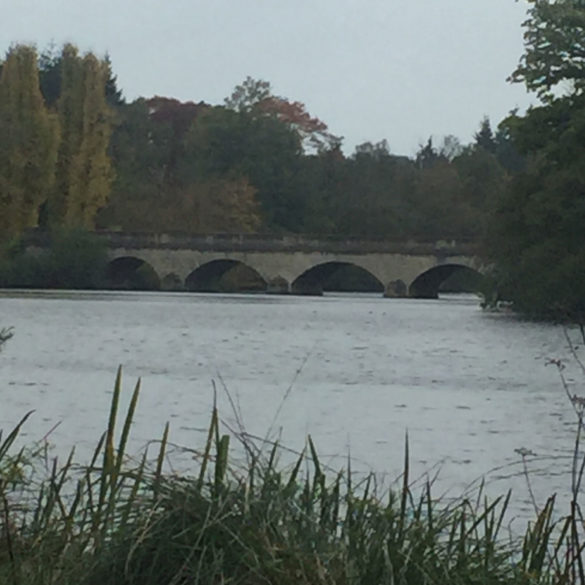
26,232,485,298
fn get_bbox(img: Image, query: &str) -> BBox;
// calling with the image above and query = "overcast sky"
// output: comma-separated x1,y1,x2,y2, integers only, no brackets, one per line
3,0,534,156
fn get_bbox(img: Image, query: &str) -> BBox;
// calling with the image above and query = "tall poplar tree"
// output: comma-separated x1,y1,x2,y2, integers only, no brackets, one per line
50,44,113,228
0,45,59,238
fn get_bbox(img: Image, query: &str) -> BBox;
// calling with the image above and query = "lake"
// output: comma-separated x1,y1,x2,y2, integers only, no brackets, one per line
0,289,582,524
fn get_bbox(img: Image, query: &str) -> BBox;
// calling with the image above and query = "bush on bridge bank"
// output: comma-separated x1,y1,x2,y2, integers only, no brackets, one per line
0,228,108,289
0,370,583,585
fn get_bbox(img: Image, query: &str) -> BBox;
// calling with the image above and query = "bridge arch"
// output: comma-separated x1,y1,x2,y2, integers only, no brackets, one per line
186,259,267,293
292,262,384,295
106,256,161,290
409,264,484,299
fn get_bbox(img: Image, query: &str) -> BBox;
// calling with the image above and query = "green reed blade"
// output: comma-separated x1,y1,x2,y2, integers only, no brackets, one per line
122,450,148,527
214,434,230,492
116,377,141,474
285,448,305,494
104,366,123,474
198,406,219,492
154,422,170,492
308,435,322,480
92,367,123,537
0,411,33,461
398,431,410,544
266,440,278,473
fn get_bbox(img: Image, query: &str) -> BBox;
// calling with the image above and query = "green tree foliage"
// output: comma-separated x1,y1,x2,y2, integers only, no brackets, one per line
226,76,340,152
0,45,59,239
38,46,124,110
102,99,263,233
179,178,261,233
50,45,114,229
106,98,172,201
489,0,585,320
44,227,108,287
7,52,505,242
292,147,349,234
474,117,496,153
0,42,511,246
146,96,204,185
492,123,525,173
404,134,508,240
224,76,271,112
291,136,503,241
489,97,585,319
453,148,507,230
333,142,416,237
410,156,466,238
510,0,585,102
104,54,125,107
184,104,302,230
415,138,448,170
452,119,510,237
101,176,261,233
0,228,108,288
437,135,464,161
38,44,62,108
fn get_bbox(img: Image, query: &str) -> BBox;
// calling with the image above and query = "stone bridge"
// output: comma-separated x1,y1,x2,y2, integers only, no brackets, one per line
27,232,485,297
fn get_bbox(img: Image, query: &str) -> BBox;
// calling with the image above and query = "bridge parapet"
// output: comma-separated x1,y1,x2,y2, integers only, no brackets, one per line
22,230,477,257
104,232,477,256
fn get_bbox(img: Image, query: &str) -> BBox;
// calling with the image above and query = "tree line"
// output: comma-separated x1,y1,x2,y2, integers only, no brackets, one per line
1,0,584,321
0,44,518,241
100,86,519,241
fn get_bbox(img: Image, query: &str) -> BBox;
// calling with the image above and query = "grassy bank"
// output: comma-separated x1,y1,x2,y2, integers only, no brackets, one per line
0,371,583,584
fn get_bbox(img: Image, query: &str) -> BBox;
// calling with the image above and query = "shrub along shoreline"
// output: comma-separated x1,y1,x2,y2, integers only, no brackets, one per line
0,229,108,291
0,369,583,585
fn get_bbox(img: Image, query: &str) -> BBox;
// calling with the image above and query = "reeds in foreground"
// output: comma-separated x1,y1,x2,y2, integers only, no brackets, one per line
0,369,584,585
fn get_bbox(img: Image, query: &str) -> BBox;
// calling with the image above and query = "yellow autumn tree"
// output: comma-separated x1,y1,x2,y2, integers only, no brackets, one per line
50,44,113,228
97,176,261,233
192,177,262,233
0,44,59,239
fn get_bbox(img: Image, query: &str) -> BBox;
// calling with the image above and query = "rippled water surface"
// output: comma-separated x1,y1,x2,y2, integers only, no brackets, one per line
0,290,582,520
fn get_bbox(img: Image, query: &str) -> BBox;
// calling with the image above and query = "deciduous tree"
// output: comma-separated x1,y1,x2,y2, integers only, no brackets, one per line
145,97,205,184
225,77,341,152
0,45,59,238
488,0,585,319
50,45,114,228
510,0,585,102
184,105,302,230
224,76,271,112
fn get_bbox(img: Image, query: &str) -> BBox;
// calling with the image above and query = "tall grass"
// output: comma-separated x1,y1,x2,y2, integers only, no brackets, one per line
0,369,584,584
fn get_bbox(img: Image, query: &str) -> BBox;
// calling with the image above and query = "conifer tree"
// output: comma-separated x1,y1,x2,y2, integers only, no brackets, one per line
0,45,59,238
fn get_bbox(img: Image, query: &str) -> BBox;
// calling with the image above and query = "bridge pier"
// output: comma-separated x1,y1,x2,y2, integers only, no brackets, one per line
383,279,408,298
161,272,185,291
266,276,290,294
291,279,324,296
292,284,323,296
